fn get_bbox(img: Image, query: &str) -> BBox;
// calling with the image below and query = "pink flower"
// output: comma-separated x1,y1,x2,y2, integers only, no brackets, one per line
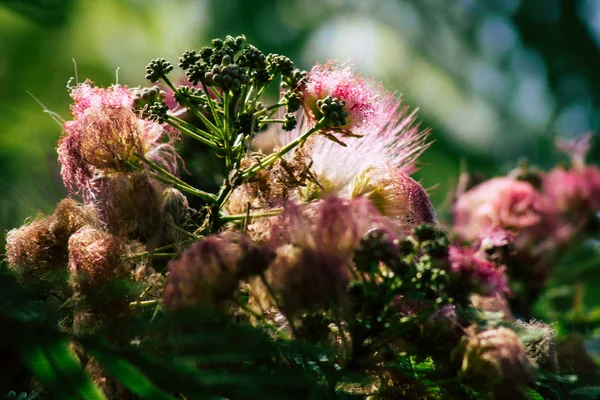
273,97,429,204
302,61,396,135
542,134,600,227
453,177,554,243
448,245,509,296
57,81,179,201
543,166,600,218
266,197,393,314
163,233,248,309
270,196,393,256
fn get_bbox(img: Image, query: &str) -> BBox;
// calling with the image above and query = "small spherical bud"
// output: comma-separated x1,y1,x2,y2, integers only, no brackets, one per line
178,50,201,70
145,58,173,82
412,224,440,242
199,46,213,62
186,61,208,85
235,112,260,136
353,228,400,273
238,45,267,71
282,113,297,131
284,91,301,113
266,54,295,77
148,101,169,123
316,96,348,127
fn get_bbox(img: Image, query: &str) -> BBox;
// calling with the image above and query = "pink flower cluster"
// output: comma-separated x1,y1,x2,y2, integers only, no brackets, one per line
57,81,179,202
453,176,556,245
452,134,600,304
270,62,433,236
448,245,509,296
543,134,600,227
303,61,388,134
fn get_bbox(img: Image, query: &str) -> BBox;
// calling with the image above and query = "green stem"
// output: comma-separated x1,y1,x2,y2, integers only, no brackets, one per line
129,240,195,260
260,119,285,124
254,102,285,117
172,225,201,241
139,156,217,202
259,273,299,339
240,119,325,180
129,299,161,309
200,83,223,135
223,91,232,169
220,208,283,222
145,253,178,258
161,74,222,137
166,118,219,149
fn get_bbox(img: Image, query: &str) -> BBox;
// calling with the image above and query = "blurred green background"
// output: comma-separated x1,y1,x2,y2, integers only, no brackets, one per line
1,0,599,243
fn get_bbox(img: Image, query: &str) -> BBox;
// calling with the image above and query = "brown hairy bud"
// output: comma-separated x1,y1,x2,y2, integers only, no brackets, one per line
515,320,559,372
6,199,98,281
163,233,265,309
68,226,128,290
461,327,535,399
267,244,350,315
161,187,189,225
95,172,163,242
350,166,436,235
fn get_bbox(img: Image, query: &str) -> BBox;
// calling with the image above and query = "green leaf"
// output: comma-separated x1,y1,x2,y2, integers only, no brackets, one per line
20,333,106,400
570,385,600,397
90,347,178,400
525,388,545,400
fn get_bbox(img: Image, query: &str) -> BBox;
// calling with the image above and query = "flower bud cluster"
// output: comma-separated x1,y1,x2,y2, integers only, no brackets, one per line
317,96,348,127
453,134,600,313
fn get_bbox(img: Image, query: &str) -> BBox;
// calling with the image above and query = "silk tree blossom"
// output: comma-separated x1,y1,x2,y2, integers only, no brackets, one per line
302,60,393,135
453,177,556,244
269,96,431,234
300,102,428,189
543,134,600,227
57,81,179,202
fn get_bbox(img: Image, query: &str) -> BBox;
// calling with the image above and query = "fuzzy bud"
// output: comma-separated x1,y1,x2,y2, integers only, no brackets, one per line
350,166,436,236
68,227,127,290
163,233,264,309
515,320,559,372
461,327,535,398
6,199,98,280
95,172,163,242
266,197,394,314
448,245,509,297
161,187,189,226
57,81,179,201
